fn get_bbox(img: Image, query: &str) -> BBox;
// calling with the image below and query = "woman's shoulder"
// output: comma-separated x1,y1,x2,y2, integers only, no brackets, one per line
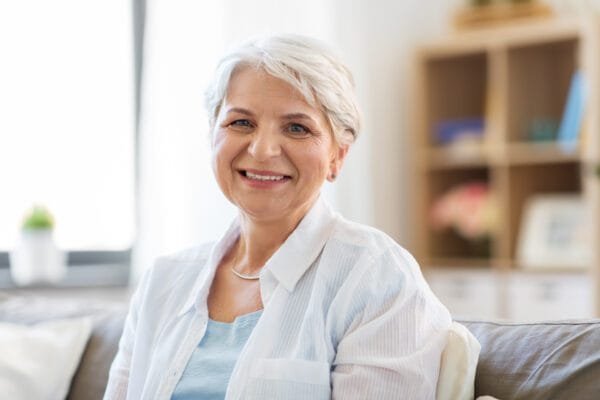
330,214,411,263
325,214,428,289
324,214,451,332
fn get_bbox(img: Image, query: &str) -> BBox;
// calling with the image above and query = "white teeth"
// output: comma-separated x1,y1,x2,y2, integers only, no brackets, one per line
246,171,285,181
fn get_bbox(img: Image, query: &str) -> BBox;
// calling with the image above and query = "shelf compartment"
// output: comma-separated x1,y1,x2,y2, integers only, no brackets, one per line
426,257,494,269
507,162,582,259
506,38,579,143
426,168,494,260
424,52,488,146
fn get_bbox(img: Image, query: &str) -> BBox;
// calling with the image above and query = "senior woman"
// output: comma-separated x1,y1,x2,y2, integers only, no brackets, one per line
104,34,452,400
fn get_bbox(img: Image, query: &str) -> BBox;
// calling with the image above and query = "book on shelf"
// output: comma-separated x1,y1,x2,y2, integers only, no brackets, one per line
557,70,588,153
435,117,485,145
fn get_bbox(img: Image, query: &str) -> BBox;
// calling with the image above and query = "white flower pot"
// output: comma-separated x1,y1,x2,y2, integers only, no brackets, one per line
9,230,66,286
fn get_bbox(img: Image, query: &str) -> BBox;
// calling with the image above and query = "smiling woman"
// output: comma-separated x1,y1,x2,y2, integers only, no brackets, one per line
212,67,347,230
104,34,454,400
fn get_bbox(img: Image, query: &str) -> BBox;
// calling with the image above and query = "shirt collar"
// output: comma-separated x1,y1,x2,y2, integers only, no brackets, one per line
262,196,337,293
177,195,337,317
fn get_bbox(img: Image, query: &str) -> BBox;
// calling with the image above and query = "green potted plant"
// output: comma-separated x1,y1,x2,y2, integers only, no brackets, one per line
10,205,66,285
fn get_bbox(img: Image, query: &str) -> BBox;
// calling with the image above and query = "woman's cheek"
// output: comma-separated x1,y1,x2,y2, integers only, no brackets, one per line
212,132,232,165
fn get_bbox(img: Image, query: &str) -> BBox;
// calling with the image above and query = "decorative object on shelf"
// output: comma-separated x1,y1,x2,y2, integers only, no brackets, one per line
557,70,588,153
527,117,558,142
430,182,499,244
435,117,485,145
516,194,591,269
455,0,553,30
9,205,66,286
435,118,487,159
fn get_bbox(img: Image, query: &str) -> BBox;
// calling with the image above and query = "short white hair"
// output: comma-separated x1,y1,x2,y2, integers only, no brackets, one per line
205,34,361,146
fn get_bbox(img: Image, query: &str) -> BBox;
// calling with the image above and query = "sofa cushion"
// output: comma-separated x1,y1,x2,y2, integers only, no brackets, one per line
0,294,127,400
0,317,92,400
461,319,600,400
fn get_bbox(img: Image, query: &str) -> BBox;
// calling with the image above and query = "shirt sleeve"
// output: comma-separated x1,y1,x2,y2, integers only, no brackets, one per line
103,270,151,400
331,247,452,400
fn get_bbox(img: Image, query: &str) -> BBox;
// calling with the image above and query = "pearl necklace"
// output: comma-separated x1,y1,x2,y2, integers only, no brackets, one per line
231,265,261,280
229,243,263,280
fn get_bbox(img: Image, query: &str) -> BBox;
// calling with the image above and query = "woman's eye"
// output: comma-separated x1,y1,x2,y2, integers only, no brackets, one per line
230,119,253,128
287,123,310,135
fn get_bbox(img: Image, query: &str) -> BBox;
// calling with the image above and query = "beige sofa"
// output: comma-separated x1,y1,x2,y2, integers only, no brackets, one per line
0,294,599,399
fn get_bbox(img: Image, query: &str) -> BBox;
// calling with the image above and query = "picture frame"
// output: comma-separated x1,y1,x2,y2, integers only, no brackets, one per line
516,194,591,269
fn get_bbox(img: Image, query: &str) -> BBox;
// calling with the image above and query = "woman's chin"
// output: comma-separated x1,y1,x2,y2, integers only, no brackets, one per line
237,201,289,222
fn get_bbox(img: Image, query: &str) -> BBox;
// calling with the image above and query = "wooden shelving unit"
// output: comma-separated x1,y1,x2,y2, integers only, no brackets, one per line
414,17,600,319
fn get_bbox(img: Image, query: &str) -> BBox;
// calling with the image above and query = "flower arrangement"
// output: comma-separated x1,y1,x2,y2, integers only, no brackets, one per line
429,182,498,241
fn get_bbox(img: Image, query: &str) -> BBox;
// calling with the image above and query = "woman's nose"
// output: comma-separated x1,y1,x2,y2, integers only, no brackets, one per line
247,127,281,161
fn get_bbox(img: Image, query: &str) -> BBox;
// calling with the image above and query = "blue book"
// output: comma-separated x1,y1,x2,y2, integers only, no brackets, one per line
557,70,588,153
435,118,485,144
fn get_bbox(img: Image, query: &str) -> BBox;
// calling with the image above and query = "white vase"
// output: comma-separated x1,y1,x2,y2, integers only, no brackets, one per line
9,230,66,286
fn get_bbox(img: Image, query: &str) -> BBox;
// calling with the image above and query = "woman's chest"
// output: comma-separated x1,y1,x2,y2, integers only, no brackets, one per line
207,271,263,322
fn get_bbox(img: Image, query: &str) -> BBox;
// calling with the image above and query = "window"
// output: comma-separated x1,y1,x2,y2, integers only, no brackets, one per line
0,1,136,279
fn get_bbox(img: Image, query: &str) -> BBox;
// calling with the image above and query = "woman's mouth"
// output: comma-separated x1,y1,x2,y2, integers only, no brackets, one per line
238,169,292,185
246,171,286,181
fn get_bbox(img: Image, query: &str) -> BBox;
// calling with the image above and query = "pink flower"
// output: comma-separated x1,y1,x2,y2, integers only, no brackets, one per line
430,182,498,240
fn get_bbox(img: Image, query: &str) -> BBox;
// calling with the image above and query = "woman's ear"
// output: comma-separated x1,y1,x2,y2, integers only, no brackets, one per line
327,144,350,182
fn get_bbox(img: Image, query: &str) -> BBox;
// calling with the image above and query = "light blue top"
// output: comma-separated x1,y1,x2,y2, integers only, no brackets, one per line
171,310,263,400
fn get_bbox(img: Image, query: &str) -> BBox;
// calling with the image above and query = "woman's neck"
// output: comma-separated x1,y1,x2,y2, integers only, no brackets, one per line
234,201,313,274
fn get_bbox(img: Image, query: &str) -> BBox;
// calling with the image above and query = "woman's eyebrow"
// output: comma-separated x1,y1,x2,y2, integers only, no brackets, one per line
281,113,316,122
226,107,254,116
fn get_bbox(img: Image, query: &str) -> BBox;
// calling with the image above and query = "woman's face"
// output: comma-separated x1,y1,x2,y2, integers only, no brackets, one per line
211,67,348,224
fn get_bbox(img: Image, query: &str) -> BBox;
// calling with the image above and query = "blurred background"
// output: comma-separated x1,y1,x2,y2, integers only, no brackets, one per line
1,0,600,321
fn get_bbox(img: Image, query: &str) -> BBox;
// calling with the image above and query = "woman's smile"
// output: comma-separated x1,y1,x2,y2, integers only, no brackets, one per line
238,168,293,189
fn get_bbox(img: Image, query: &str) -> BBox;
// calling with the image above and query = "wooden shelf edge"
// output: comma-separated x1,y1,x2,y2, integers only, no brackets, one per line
511,265,591,274
453,2,554,31
423,257,591,274
507,142,581,165
424,141,582,169
425,146,492,169
420,16,583,59
424,257,494,269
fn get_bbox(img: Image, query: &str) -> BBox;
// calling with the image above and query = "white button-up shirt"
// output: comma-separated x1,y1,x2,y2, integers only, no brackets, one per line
104,198,452,400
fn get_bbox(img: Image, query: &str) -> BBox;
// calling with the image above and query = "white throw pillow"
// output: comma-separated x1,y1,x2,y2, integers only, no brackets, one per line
436,321,481,400
0,317,92,400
